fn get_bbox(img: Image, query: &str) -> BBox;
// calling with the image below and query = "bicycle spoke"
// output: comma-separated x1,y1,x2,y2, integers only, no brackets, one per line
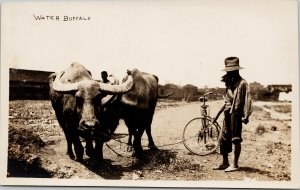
182,117,220,156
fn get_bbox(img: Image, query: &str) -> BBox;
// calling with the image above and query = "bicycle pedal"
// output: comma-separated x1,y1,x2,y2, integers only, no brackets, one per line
205,142,216,150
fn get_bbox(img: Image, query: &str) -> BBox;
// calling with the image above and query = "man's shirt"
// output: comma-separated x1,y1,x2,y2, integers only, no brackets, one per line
224,78,252,119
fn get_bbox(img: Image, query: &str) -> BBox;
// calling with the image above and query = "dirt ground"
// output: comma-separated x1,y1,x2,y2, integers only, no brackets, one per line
7,99,291,181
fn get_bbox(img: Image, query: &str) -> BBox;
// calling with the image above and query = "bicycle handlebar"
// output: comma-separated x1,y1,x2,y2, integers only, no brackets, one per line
198,91,214,102
203,91,213,97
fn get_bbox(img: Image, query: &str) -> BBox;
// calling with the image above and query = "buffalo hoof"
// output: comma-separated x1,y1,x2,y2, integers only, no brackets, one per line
87,157,103,167
86,148,95,158
149,145,159,151
94,157,103,166
131,151,139,157
126,145,133,152
68,153,75,160
75,157,84,163
131,150,145,160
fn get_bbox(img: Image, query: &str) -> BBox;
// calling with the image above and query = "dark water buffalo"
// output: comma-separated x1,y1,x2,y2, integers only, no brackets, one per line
118,69,162,154
125,75,174,152
87,68,168,160
49,62,133,161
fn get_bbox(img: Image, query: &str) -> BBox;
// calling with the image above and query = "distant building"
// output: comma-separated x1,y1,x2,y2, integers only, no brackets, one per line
249,82,292,101
9,68,54,100
264,84,292,101
250,82,264,91
9,68,292,102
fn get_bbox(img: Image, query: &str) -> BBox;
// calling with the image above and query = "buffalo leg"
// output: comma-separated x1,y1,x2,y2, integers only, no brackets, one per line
132,128,145,158
124,118,140,155
127,133,132,146
145,126,158,150
85,136,94,158
61,126,75,160
69,126,84,162
94,140,104,162
66,139,75,159
123,108,145,158
145,108,158,151
126,130,133,152
72,136,84,162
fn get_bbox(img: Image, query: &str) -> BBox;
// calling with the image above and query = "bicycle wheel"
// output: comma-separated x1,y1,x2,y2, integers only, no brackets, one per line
182,116,221,156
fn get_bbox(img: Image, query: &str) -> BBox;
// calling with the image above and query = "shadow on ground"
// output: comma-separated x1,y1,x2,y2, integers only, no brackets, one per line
7,159,52,178
239,166,272,176
82,149,177,179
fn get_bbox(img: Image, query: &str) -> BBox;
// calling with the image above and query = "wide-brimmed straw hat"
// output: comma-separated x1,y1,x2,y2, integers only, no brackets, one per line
222,57,244,72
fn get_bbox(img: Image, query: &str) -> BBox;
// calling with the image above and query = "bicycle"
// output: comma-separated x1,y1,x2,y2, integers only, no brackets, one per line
182,92,221,156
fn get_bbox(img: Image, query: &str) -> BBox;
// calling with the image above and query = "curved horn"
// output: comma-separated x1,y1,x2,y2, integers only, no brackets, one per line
52,72,79,92
99,75,133,94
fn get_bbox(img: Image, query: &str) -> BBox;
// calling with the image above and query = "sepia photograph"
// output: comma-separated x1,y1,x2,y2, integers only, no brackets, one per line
0,0,299,188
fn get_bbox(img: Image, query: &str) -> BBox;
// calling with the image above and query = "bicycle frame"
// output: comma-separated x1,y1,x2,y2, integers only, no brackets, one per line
182,91,220,156
198,92,213,144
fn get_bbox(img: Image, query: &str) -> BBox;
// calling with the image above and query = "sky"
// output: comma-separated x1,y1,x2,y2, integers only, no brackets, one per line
2,0,298,88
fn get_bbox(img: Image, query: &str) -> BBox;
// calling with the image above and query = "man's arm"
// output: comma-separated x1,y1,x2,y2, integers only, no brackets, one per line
242,82,252,124
213,104,225,123
236,80,252,124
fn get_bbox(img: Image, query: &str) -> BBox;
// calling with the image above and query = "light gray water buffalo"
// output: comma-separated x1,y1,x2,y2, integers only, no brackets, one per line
49,62,133,162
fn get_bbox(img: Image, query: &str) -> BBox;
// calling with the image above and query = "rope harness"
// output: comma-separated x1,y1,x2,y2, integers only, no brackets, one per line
105,132,221,171
101,132,219,158
75,130,221,172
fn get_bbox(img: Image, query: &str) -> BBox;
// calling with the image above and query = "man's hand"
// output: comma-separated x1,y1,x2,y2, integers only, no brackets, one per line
242,117,249,124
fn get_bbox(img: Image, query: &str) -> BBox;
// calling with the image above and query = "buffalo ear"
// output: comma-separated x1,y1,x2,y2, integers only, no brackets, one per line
49,73,57,85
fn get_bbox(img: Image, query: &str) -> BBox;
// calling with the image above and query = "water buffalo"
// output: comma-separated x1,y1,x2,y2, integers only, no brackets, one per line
87,68,168,160
49,62,133,161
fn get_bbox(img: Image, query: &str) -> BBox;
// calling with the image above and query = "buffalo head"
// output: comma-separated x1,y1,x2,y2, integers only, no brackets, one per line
52,64,133,139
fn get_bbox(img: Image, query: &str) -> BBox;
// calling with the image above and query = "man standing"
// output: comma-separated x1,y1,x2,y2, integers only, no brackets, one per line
213,56,252,172
100,71,110,83
100,71,119,85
